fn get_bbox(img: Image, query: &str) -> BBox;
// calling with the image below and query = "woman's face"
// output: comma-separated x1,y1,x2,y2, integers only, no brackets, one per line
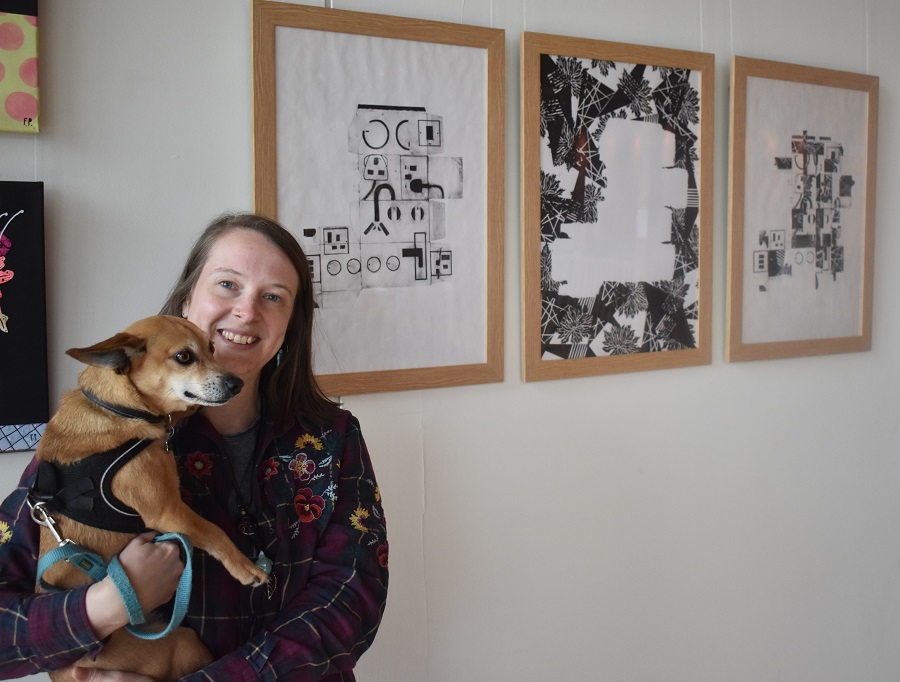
183,228,299,383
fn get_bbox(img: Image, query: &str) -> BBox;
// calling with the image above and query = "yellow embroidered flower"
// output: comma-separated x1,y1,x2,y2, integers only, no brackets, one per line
0,520,12,545
295,434,323,450
350,507,370,533
375,486,381,503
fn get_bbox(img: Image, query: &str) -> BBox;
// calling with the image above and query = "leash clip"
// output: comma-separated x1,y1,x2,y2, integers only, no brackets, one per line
27,497,72,548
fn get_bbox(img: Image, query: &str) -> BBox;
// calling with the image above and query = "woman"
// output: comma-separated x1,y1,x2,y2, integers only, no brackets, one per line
0,212,388,680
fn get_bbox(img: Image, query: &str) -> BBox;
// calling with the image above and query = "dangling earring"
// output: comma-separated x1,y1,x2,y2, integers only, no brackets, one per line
276,345,287,367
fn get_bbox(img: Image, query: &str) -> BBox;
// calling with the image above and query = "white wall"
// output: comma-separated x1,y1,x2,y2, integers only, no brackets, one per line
2,1,899,680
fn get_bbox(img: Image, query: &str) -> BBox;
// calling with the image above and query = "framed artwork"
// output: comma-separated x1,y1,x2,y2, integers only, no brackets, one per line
0,181,47,452
252,1,505,395
0,0,40,133
521,32,714,382
726,57,878,362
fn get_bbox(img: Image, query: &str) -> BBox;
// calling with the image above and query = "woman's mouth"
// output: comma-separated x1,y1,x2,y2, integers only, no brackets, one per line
220,329,259,345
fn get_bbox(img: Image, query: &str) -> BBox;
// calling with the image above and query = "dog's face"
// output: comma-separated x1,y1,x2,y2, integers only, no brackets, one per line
66,315,243,414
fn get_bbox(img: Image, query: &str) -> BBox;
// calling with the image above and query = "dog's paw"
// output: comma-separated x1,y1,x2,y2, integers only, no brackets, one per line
232,558,271,587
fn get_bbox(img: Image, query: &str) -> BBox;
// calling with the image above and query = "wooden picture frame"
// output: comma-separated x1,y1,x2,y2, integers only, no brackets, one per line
521,32,714,382
726,56,878,362
253,1,505,395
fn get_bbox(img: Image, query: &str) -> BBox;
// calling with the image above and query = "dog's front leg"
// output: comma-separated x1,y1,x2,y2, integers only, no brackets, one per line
111,444,270,587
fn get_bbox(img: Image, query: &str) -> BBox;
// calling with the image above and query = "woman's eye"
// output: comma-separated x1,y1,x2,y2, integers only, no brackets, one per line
218,280,235,289
264,293,282,303
174,350,195,365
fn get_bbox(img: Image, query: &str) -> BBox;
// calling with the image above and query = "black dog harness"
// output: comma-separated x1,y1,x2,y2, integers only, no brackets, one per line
30,439,152,534
28,389,173,534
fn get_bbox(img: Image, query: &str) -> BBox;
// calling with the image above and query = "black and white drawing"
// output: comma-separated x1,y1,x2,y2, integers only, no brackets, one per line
539,55,702,360
268,19,493,380
298,104,462,309
734,66,873,350
752,130,852,293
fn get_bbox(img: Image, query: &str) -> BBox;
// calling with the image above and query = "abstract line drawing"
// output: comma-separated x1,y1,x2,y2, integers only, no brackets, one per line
753,131,851,292
538,56,702,360
299,104,463,308
0,181,48,452
726,56,878,361
253,1,504,395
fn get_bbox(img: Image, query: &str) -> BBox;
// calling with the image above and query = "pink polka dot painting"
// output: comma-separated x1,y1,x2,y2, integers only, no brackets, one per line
0,2,40,133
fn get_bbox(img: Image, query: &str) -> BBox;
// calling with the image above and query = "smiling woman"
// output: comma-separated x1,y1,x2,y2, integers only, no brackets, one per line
0,212,388,681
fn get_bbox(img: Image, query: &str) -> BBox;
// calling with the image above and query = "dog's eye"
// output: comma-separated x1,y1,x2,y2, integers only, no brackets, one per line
174,350,195,365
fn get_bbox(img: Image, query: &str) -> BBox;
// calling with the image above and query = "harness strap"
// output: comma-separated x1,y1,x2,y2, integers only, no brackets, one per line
37,533,194,641
31,439,151,534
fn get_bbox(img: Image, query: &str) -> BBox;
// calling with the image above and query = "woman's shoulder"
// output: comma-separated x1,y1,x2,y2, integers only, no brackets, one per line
282,407,358,439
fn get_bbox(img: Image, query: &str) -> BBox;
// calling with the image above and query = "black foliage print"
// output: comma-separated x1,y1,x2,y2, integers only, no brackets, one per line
538,53,702,361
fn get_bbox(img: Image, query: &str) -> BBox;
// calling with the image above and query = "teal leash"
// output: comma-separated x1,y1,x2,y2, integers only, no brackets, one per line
35,531,194,640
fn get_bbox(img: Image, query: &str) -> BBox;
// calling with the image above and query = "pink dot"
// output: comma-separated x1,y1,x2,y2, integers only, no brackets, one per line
25,16,38,27
5,91,37,121
19,57,36,87
0,22,24,51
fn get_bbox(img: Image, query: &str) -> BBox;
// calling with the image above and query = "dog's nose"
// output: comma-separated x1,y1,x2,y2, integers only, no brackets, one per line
225,374,244,396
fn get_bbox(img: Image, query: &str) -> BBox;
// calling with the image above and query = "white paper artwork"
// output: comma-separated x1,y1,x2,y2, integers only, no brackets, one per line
741,76,868,343
275,27,488,374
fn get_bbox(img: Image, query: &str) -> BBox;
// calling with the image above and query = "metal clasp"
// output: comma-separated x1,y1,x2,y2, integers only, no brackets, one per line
27,497,72,548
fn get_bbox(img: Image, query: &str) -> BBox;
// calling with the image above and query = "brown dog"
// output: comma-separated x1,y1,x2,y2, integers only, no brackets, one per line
31,315,269,681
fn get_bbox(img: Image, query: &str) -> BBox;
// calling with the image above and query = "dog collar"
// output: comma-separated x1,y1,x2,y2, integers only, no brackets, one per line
81,388,167,424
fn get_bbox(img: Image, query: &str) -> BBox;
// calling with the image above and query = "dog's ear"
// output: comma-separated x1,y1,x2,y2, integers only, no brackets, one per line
66,332,147,373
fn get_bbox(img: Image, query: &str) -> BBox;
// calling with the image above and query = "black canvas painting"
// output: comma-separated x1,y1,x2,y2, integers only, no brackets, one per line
0,181,47,451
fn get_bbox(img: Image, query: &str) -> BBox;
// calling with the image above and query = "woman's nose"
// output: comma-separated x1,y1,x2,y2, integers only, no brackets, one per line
234,299,258,320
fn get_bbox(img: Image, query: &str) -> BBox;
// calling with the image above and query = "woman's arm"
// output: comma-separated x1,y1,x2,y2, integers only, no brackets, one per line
0,460,186,678
0,459,102,677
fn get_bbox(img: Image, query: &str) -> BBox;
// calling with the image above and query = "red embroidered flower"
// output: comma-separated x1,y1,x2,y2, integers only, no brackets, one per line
259,457,280,481
294,488,325,523
377,542,389,568
289,453,315,481
185,451,213,479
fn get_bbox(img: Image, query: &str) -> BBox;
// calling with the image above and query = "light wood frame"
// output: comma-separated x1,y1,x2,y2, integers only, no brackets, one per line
521,32,714,382
727,57,878,362
252,1,505,395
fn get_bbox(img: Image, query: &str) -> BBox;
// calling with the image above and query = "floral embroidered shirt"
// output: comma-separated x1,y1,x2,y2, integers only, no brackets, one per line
0,409,388,681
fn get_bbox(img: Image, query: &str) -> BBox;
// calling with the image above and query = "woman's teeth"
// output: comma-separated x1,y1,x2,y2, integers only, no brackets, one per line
221,330,258,345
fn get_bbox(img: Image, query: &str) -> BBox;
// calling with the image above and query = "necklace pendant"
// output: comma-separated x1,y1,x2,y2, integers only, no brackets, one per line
237,510,258,536
256,550,273,574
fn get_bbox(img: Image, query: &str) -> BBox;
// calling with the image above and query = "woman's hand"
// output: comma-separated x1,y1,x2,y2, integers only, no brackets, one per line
71,668,154,682
84,532,185,640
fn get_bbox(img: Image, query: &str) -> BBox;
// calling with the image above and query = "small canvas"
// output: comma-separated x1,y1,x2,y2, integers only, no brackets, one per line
0,0,40,133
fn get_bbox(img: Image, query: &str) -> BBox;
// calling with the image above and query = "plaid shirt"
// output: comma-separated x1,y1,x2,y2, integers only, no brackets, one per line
0,409,388,681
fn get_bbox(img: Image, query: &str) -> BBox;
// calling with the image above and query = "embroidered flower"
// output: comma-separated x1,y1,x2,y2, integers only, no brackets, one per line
0,520,11,544
374,485,382,503
295,433,323,450
259,457,280,481
185,451,213,479
294,488,325,523
377,542,389,568
289,453,316,482
350,507,370,533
